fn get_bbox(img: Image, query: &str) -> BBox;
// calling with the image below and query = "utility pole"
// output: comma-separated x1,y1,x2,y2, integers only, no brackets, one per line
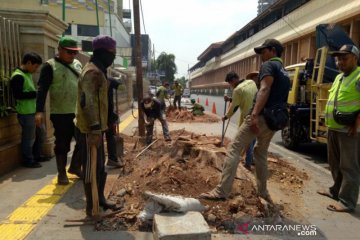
133,0,145,136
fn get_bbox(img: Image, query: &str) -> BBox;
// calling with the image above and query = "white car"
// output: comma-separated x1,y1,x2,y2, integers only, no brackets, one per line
148,85,157,97
182,88,191,98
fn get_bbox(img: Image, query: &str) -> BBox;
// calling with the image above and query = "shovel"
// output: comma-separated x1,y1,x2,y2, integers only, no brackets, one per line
221,89,229,146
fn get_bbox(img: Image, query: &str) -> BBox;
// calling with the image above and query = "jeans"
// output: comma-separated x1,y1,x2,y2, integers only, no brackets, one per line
17,114,36,164
146,111,170,144
173,95,181,109
33,125,45,160
245,139,256,167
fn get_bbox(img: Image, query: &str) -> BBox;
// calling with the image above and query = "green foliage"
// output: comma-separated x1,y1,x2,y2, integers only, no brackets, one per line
175,76,188,88
156,52,177,83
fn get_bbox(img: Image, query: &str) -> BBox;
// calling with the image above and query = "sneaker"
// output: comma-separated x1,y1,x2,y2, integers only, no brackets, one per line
107,159,125,168
23,162,42,168
68,168,83,179
244,164,252,171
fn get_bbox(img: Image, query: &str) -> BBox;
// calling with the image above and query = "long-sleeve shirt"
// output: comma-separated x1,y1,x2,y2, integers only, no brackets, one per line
10,68,36,100
36,62,53,112
140,99,162,119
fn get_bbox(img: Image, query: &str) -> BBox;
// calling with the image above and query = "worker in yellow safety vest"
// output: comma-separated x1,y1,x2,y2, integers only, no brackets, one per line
318,44,360,213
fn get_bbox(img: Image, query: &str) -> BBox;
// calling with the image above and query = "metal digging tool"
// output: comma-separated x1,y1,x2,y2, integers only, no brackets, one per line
115,88,124,158
221,89,229,146
90,145,100,218
135,138,159,159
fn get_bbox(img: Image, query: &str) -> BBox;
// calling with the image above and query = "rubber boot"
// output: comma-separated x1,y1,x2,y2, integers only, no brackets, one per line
56,154,69,185
98,172,117,210
84,183,93,217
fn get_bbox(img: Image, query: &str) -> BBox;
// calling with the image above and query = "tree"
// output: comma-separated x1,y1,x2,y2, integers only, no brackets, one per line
175,76,188,88
156,52,177,83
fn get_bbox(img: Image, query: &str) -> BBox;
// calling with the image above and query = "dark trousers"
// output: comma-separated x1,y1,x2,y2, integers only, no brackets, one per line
173,95,181,109
105,126,117,161
50,113,81,170
17,114,36,164
328,129,360,210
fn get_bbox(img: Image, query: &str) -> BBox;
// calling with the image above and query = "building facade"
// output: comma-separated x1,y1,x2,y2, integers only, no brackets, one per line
190,0,360,94
1,0,132,68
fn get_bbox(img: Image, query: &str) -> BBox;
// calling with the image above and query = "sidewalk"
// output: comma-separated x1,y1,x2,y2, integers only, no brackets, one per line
0,109,359,240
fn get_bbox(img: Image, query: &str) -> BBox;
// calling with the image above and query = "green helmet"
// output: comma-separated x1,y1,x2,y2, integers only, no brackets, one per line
191,99,196,104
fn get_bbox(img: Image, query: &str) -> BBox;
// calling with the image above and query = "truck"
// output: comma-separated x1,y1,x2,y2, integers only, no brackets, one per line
281,24,356,149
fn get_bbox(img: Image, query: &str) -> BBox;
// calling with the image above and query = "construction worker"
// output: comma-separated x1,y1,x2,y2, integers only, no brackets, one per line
75,35,119,217
140,96,171,144
317,44,360,213
200,39,290,203
156,81,170,110
35,36,83,184
10,52,44,168
190,99,205,116
105,77,125,168
172,80,183,110
223,71,258,170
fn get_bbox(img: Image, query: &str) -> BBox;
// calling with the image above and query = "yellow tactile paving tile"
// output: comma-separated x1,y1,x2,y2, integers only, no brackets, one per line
118,110,138,132
0,111,137,239
0,178,78,239
0,223,33,240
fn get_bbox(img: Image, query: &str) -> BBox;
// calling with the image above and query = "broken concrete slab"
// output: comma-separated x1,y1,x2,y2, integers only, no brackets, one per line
153,211,211,240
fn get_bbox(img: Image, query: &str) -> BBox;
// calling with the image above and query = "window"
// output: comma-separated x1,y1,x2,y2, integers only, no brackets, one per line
77,24,99,37
63,24,72,35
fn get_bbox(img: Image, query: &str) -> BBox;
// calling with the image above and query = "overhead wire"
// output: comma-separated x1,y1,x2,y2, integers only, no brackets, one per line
281,15,302,38
139,0,146,34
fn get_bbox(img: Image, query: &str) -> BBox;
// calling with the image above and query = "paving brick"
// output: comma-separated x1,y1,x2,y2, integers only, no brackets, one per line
153,211,211,240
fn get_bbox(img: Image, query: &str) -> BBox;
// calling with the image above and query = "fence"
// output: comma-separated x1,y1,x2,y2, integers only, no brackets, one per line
0,16,21,116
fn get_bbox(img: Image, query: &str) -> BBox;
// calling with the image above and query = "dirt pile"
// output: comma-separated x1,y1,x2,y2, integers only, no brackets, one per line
166,106,219,123
97,130,309,233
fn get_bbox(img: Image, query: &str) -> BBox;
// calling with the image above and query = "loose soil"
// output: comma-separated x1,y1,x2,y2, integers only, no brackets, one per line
96,130,309,233
166,106,219,123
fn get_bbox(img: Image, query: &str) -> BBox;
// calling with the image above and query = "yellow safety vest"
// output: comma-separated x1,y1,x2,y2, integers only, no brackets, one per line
325,67,360,129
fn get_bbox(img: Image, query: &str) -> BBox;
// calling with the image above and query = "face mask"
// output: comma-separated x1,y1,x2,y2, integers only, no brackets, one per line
144,102,152,109
95,50,115,68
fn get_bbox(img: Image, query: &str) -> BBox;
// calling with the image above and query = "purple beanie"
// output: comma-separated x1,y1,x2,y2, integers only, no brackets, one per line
92,35,116,51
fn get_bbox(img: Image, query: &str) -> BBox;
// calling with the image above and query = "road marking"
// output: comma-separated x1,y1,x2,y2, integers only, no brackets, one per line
0,110,138,240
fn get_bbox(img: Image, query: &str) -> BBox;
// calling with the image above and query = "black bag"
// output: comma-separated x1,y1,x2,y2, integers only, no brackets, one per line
333,76,360,126
263,104,289,131
333,109,360,126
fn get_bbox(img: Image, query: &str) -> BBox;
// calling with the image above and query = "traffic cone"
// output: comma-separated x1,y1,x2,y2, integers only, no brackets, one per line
197,97,200,103
212,102,217,114
205,98,209,106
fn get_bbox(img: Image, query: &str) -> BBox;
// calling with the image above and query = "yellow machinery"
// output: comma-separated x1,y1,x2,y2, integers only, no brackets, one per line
281,24,355,149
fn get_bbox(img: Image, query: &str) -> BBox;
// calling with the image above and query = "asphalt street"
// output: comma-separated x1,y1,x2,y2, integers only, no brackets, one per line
192,94,328,166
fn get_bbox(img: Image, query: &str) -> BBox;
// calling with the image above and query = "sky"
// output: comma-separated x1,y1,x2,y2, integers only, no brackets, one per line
125,0,259,78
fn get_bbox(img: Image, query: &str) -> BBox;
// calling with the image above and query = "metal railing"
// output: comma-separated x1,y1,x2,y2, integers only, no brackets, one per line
0,16,21,116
